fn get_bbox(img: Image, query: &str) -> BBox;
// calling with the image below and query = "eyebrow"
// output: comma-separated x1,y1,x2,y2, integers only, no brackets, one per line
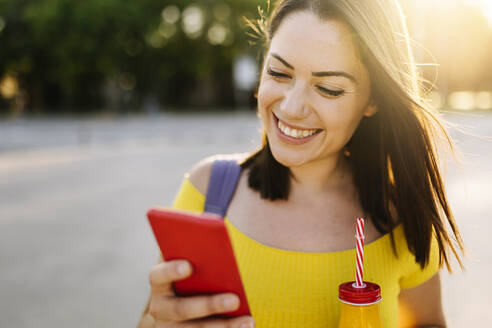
270,52,358,85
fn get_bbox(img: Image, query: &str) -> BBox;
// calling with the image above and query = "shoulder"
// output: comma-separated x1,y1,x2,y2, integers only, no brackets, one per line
186,152,251,195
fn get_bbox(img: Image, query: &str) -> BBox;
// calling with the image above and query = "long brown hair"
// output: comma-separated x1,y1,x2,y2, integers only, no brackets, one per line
241,0,465,271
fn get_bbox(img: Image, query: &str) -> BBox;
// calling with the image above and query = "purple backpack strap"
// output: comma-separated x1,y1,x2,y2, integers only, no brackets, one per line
204,159,242,218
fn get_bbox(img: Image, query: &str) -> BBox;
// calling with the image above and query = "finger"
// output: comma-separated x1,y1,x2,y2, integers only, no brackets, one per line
149,260,192,295
150,292,241,322
158,315,255,328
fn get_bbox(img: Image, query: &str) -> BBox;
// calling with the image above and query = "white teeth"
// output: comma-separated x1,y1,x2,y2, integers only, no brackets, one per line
276,117,319,139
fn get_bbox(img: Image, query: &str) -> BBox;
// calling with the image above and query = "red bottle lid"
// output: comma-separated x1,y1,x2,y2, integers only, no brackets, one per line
338,281,382,305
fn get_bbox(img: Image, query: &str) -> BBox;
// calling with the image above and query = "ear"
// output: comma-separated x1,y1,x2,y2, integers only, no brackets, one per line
363,99,378,117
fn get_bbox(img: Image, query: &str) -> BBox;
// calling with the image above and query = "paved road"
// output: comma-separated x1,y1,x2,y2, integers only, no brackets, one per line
0,111,490,327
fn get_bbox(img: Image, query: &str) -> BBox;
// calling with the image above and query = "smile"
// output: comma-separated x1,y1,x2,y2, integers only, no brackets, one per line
272,113,323,144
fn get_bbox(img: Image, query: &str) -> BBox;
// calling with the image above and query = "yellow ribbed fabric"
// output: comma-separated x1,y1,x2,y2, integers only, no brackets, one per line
171,178,441,328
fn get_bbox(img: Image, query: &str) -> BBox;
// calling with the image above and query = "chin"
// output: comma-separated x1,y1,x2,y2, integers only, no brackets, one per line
268,139,309,168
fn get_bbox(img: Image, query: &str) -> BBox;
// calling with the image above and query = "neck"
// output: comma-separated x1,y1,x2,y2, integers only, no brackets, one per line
288,153,351,199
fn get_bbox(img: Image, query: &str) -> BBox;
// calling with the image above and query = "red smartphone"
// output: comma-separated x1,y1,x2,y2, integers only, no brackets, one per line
147,207,251,318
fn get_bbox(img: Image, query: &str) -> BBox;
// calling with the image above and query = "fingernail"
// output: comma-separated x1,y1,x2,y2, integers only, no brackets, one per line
177,262,189,276
223,295,239,309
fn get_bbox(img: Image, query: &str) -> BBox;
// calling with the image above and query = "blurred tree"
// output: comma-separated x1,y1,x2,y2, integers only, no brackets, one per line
2,0,490,114
0,0,263,114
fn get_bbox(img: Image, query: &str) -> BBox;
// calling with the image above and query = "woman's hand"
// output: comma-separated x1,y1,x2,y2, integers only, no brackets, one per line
139,259,255,328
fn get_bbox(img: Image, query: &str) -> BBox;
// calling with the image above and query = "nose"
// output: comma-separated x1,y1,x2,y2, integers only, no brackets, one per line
279,82,309,119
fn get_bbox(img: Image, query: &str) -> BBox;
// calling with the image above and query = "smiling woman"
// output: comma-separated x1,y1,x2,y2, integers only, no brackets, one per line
138,1,465,328
237,0,465,326
256,13,376,168
242,0,464,269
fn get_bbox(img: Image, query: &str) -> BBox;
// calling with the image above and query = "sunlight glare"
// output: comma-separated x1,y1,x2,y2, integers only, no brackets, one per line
465,0,492,25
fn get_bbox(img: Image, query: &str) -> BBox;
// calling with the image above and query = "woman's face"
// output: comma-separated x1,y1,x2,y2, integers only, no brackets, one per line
257,11,376,168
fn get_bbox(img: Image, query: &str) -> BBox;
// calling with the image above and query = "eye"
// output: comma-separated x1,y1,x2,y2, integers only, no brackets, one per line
267,67,345,97
267,68,291,79
316,86,345,97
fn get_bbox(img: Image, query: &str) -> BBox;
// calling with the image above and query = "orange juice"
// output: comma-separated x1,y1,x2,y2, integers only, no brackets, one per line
337,281,383,328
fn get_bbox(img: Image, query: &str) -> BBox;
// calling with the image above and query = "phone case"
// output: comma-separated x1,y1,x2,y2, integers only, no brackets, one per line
147,207,251,318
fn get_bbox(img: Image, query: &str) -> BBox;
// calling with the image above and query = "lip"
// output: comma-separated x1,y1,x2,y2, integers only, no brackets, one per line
274,113,319,131
272,112,323,145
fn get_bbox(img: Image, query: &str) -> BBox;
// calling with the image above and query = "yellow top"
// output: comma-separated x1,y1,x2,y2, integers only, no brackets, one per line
171,178,441,328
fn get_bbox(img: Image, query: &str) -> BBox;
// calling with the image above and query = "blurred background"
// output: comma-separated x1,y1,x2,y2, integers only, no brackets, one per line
0,0,490,327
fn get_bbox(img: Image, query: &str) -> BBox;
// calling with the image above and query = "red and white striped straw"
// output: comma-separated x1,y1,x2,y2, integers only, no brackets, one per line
355,217,365,287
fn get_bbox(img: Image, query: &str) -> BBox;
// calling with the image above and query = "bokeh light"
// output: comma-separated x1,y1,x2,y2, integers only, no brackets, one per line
207,23,228,45
146,30,167,49
0,75,18,99
448,91,476,110
162,5,180,25
182,5,205,39
233,55,258,90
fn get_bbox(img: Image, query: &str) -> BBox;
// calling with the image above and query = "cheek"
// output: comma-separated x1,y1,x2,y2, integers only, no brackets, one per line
258,80,280,104
315,101,354,126
317,100,366,140
257,81,281,120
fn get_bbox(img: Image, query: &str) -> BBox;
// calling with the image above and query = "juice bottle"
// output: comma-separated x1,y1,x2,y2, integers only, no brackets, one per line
337,281,382,328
